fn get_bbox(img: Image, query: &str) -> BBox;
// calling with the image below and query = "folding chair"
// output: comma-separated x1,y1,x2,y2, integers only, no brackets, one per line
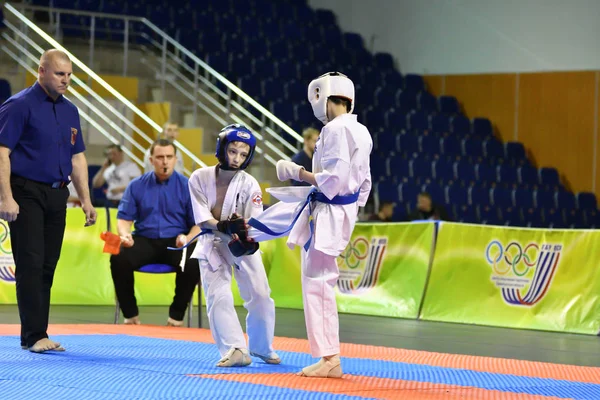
105,207,202,328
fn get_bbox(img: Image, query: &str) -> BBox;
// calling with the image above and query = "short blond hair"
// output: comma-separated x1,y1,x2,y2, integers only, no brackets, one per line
302,127,319,141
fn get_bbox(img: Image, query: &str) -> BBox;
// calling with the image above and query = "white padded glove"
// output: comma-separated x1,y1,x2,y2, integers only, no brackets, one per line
276,160,303,182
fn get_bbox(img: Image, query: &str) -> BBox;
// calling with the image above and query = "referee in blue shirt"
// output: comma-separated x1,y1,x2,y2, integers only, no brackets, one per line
0,50,97,353
111,139,201,326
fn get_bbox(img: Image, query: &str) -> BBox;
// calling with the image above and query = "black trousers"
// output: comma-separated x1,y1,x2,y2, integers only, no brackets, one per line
110,236,200,321
9,176,69,348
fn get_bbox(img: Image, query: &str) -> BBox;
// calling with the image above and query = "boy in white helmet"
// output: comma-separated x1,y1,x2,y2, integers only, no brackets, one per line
187,124,280,368
246,72,373,378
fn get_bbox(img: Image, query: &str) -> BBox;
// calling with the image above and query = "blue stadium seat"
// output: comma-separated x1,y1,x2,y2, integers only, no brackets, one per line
513,188,535,209
540,167,560,186
463,138,484,158
490,188,513,208
385,110,408,131
479,205,501,225
472,117,493,138
399,182,420,203
370,155,388,179
455,161,477,185
546,209,567,229
497,165,518,184
577,192,597,210
343,32,364,49
469,186,490,206
476,163,497,184
438,96,460,114
410,159,434,180
433,159,455,182
417,92,438,112
451,115,471,135
556,191,576,210
382,70,403,88
455,204,478,223
523,208,545,228
389,155,411,178
408,111,429,131
505,142,526,162
237,76,262,98
430,114,451,133
447,185,468,206
502,207,523,226
275,59,297,79
365,108,385,130
271,101,295,123
484,139,505,160
518,165,539,186
374,87,398,110
586,209,599,228
535,189,557,209
375,133,399,153
315,9,337,24
422,184,446,205
419,134,441,156
374,52,395,70
441,136,462,156
404,74,425,92
566,209,587,228
376,180,400,203
398,133,420,154
396,91,418,112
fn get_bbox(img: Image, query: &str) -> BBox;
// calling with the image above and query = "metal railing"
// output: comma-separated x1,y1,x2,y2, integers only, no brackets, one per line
11,2,304,169
3,2,209,175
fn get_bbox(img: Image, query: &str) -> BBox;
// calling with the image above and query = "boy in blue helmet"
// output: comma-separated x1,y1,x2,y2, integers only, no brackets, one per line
187,124,280,367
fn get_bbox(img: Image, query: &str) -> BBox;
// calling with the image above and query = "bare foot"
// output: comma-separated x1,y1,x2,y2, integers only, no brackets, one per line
28,338,66,353
250,351,281,364
166,317,183,327
124,316,141,325
297,355,342,378
216,348,252,367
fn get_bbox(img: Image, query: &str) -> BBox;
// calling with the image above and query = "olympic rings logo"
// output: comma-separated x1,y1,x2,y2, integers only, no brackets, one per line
0,221,11,256
339,237,369,269
485,240,539,276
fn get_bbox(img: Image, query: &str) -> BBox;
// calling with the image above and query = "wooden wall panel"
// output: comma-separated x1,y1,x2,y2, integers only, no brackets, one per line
443,74,517,143
517,72,595,193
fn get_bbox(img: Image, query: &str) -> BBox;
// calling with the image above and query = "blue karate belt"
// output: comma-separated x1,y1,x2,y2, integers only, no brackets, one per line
248,189,360,251
167,229,211,250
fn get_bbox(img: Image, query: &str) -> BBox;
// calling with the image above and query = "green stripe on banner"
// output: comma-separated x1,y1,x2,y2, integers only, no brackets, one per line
419,222,600,335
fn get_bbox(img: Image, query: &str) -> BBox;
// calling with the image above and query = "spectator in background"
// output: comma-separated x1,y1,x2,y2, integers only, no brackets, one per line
408,192,450,221
290,127,319,186
144,122,185,173
369,201,395,222
92,144,141,208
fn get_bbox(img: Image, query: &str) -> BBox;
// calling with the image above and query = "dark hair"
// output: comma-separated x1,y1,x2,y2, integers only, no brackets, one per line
328,95,352,112
150,138,176,155
105,144,122,152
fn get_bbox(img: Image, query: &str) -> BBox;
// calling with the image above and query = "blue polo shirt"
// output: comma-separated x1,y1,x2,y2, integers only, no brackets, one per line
117,171,195,239
0,82,85,183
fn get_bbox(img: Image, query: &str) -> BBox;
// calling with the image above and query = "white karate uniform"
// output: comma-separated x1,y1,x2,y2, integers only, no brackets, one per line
249,113,372,357
144,147,185,174
188,166,276,359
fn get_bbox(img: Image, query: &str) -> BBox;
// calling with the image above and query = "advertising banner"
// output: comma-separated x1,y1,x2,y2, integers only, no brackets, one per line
419,222,600,335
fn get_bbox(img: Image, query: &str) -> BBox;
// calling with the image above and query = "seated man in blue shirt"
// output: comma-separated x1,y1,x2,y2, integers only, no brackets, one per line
290,127,319,186
110,139,201,326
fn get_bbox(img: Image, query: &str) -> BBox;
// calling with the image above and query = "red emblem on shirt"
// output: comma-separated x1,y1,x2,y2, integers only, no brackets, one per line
252,192,263,207
70,127,78,145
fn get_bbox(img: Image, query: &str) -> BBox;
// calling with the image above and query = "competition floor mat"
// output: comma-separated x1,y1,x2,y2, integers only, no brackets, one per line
1,324,599,399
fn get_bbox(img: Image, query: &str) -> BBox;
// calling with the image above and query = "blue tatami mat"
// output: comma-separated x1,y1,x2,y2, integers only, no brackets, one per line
1,334,600,399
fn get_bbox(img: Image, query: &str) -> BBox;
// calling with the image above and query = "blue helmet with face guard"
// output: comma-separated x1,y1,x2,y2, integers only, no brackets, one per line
215,124,257,170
